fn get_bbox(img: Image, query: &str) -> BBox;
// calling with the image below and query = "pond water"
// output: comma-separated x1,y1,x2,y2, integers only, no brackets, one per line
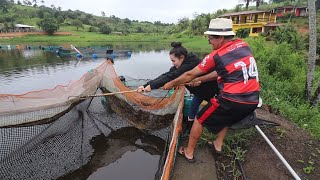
0,43,190,180
0,44,173,94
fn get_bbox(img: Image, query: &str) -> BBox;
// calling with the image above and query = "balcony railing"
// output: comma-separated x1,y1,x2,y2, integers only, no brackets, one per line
231,17,274,24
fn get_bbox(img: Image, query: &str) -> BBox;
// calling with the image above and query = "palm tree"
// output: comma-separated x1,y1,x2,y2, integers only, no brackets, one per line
305,0,318,105
240,0,252,10
255,0,264,9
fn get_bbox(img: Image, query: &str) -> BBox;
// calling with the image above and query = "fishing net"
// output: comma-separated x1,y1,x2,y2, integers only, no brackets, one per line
101,61,184,130
0,60,185,180
0,61,107,127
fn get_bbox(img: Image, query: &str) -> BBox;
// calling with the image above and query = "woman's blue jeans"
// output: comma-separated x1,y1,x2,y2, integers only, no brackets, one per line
188,95,204,120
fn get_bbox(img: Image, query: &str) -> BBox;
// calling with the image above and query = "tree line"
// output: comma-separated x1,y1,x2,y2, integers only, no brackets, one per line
0,0,173,34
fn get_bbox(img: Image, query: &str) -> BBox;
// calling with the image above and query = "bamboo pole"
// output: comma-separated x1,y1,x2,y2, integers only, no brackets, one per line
69,89,138,100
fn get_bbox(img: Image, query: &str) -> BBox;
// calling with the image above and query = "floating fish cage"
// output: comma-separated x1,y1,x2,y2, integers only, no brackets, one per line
106,49,132,57
0,45,18,50
40,46,63,51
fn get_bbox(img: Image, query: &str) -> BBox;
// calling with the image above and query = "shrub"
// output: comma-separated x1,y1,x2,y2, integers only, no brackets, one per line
272,25,305,51
88,26,98,32
99,24,112,34
37,16,59,35
236,28,250,38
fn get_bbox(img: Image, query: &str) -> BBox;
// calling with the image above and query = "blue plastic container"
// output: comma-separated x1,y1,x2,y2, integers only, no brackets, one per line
168,89,193,116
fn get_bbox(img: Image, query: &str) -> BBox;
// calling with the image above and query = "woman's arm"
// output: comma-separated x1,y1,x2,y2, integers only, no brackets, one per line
163,66,205,90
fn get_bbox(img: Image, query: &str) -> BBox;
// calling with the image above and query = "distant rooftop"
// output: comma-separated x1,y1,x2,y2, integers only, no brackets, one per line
219,10,269,17
276,6,307,9
15,24,35,28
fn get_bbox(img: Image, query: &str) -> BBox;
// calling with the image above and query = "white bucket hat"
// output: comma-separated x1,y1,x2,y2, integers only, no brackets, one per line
204,18,236,36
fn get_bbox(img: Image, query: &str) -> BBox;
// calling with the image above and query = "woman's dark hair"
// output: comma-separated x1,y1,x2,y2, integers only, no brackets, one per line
169,42,188,58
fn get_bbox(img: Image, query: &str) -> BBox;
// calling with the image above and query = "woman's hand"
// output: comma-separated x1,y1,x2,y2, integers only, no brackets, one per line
163,82,174,90
144,85,152,92
189,78,201,87
137,85,152,93
137,86,145,93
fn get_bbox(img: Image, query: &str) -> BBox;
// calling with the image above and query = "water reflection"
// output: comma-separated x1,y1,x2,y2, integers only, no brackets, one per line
0,45,173,94
59,127,164,180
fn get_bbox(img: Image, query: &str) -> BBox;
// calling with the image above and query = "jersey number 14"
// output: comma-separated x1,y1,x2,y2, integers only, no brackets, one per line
234,57,259,84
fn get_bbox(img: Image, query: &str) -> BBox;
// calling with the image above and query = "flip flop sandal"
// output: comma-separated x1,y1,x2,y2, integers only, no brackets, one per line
178,147,195,163
207,141,222,157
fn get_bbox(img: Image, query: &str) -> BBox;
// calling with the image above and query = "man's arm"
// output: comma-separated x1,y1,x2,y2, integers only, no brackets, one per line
195,71,218,83
188,71,218,87
163,66,205,90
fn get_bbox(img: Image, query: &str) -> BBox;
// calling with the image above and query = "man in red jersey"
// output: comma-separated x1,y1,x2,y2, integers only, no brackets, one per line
163,18,260,162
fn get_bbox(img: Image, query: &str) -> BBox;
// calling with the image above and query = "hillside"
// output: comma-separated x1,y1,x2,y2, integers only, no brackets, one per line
0,2,173,34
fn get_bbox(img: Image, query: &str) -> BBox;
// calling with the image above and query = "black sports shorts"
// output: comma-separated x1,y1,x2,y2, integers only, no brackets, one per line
197,97,257,134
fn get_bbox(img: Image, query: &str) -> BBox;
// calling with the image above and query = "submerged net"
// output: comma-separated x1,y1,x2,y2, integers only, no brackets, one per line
0,60,185,179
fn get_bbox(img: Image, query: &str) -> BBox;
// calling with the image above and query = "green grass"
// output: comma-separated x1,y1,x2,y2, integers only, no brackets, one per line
0,31,212,51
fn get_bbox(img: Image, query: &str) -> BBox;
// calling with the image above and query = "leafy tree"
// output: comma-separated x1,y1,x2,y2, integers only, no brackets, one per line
123,18,131,25
88,26,98,32
0,0,10,13
23,0,32,6
32,0,37,6
37,16,59,34
255,0,264,8
79,14,93,25
234,4,244,12
101,11,105,17
99,24,112,34
241,0,252,10
56,15,64,24
154,21,161,26
72,19,84,30
177,17,189,31
136,26,143,33
3,22,10,31
37,6,54,18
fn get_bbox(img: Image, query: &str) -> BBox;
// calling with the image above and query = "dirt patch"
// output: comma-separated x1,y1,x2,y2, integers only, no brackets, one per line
297,26,309,35
0,31,72,38
215,107,320,180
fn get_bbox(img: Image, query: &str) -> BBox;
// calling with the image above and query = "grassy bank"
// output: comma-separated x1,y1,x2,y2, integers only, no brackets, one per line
0,31,212,52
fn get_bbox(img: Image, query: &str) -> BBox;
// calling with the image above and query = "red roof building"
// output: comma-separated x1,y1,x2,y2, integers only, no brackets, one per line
272,6,308,17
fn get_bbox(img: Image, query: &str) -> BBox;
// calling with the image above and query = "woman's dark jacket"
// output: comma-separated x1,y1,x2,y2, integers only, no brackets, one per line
144,53,218,101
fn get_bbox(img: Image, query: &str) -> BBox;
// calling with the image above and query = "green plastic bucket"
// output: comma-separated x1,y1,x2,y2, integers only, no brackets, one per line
168,89,193,116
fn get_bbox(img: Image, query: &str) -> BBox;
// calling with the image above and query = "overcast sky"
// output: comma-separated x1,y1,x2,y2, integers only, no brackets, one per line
42,0,241,23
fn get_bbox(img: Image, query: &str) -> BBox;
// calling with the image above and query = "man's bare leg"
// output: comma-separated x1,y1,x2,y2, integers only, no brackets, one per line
213,127,228,152
181,119,203,159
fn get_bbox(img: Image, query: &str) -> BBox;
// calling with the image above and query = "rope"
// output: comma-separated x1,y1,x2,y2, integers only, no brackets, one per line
68,89,138,100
